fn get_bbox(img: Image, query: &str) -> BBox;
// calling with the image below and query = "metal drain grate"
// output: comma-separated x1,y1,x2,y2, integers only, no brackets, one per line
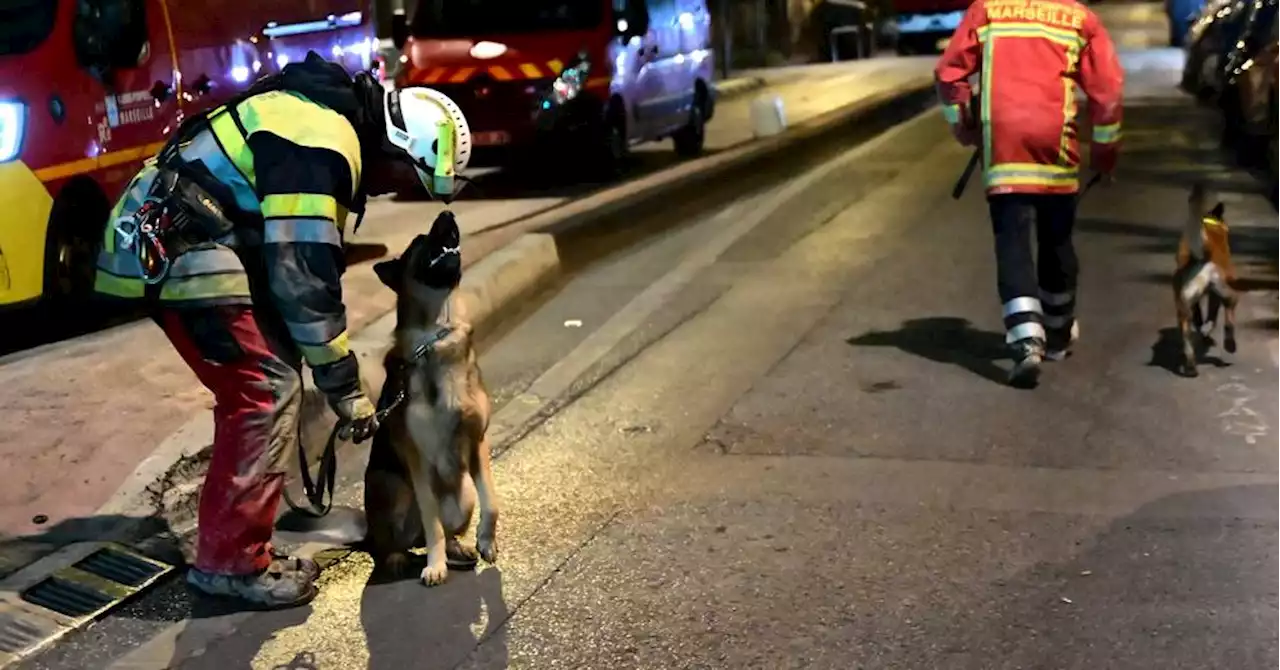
21,578,115,618
0,542,175,667
0,613,47,655
72,547,167,588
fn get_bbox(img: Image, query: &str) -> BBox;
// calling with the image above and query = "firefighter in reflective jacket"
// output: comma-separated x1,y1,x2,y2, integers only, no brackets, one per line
935,0,1123,388
94,53,473,609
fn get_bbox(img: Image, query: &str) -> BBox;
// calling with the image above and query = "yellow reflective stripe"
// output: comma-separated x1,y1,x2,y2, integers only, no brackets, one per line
94,270,146,299
209,110,256,188
335,205,350,232
942,104,962,124
298,331,351,367
977,23,1085,49
261,193,338,221
435,117,455,180
986,163,1078,188
1092,123,1122,144
1059,43,1082,165
237,91,362,198
981,35,994,170
158,272,252,302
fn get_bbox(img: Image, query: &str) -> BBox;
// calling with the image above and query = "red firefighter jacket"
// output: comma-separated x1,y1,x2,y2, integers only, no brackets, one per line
934,0,1124,195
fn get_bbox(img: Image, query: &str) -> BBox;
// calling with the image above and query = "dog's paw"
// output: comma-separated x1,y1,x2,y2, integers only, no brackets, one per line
1180,363,1200,378
383,552,412,579
420,560,449,587
477,536,498,564
446,539,480,570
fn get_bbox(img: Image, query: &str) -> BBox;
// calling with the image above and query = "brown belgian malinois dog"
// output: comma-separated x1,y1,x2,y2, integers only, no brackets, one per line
364,211,498,586
1173,183,1239,378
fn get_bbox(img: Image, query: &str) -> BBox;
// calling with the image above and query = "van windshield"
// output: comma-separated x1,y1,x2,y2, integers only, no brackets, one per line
410,0,604,37
0,0,58,56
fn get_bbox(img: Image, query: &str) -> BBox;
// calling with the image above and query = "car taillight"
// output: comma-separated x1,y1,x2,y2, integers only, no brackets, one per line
0,101,24,163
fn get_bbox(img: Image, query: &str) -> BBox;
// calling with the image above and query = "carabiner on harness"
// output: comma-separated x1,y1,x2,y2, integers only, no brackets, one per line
134,199,174,285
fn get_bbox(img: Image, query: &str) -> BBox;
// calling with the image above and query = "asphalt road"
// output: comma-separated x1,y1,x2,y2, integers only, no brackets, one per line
20,59,1279,669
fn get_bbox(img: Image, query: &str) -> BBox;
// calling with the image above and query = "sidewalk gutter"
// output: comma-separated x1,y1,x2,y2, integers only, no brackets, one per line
70,74,935,565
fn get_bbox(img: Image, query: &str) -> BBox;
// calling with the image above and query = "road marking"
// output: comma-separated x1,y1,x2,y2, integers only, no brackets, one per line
484,107,945,450
1216,376,1269,445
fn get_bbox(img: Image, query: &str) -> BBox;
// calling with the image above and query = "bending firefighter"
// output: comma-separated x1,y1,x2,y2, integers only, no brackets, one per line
93,52,472,609
935,0,1123,388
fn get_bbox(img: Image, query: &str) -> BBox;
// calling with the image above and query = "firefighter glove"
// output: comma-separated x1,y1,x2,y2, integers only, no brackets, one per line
335,395,379,444
951,122,980,148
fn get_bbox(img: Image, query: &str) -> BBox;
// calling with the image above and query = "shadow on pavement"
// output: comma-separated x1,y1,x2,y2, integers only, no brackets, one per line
1147,326,1230,376
917,484,1279,668
360,564,509,670
174,597,316,670
0,513,178,581
845,316,1008,386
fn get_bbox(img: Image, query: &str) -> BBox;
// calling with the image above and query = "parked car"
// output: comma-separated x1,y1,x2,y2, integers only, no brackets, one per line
1222,6,1277,164
1168,0,1208,45
1228,0,1280,174
1181,0,1251,100
392,0,716,177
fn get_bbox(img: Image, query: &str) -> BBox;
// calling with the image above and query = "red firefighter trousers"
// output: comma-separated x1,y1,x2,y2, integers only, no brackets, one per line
156,305,303,575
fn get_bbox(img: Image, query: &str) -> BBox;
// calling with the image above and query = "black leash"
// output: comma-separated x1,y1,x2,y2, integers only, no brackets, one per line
283,325,453,518
952,149,982,200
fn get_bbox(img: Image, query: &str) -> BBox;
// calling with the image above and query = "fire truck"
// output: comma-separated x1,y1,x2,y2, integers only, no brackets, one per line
0,0,378,310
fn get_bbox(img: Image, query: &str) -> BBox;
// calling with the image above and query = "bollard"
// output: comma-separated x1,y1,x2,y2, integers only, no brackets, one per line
749,94,787,138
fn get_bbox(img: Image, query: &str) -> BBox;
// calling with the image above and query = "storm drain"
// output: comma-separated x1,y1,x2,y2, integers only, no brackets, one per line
0,542,174,668
72,546,168,588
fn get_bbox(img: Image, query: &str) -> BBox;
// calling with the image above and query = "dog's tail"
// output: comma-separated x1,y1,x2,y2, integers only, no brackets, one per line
1185,182,1209,260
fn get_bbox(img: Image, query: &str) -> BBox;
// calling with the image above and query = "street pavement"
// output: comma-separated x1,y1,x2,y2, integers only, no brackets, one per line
0,58,934,562
19,47,1278,669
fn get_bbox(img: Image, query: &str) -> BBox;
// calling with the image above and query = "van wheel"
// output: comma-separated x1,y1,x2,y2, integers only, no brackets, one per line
672,94,707,158
587,107,629,180
43,183,106,311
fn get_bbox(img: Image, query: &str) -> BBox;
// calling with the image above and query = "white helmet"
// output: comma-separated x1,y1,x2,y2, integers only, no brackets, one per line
382,87,472,198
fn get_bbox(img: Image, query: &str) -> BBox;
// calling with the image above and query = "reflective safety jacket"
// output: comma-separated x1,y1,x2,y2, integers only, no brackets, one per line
95,89,363,371
934,0,1124,195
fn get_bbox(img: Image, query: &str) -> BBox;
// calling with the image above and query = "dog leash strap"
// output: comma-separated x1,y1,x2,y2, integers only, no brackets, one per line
285,325,455,517
284,423,338,518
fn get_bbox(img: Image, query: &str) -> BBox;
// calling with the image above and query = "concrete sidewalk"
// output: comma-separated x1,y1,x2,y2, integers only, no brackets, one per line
0,58,937,577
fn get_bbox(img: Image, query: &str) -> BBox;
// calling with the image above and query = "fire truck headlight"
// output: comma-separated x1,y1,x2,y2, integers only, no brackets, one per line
0,101,24,163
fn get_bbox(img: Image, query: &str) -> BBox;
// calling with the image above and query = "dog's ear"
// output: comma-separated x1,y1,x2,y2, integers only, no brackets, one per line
373,257,404,292
1209,202,1225,220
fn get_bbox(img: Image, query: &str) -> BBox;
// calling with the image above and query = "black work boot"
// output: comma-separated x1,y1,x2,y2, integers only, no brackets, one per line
1007,337,1045,389
1045,319,1080,362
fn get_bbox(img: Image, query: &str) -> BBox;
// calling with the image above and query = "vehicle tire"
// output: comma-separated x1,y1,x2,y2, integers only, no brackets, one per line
672,93,707,159
42,183,106,313
1219,85,1245,146
586,105,629,181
